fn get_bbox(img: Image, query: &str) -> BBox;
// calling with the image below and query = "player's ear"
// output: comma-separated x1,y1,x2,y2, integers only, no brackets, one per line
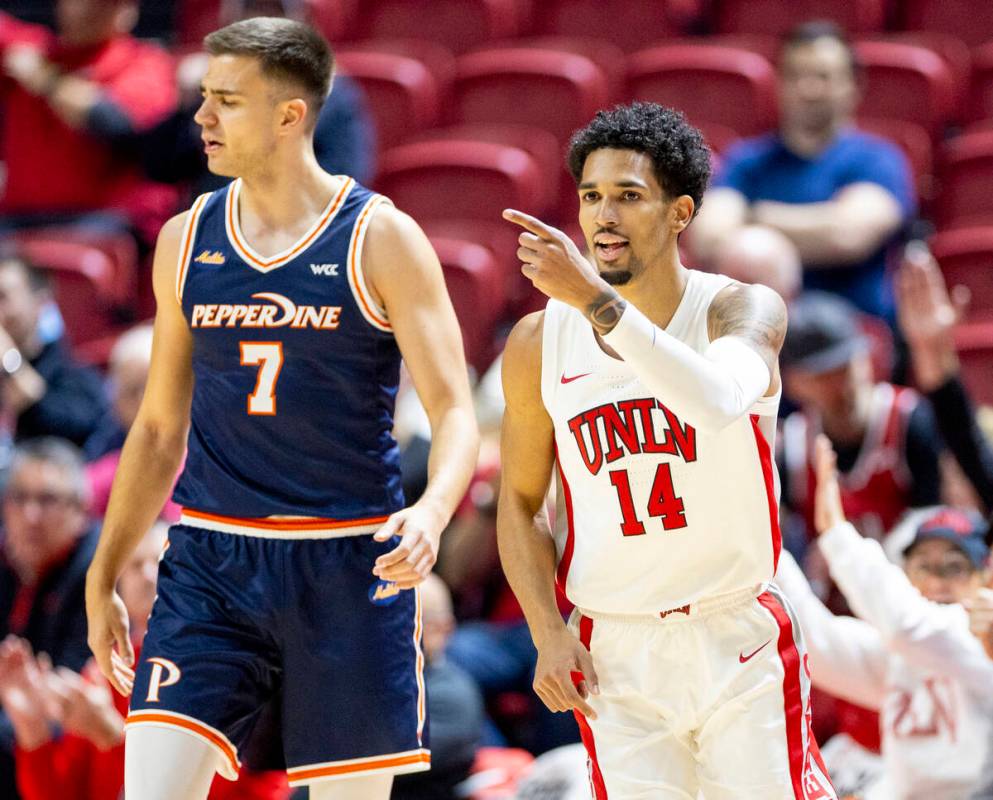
670,195,695,233
277,98,308,134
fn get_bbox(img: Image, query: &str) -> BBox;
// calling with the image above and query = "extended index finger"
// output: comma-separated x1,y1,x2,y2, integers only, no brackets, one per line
502,208,563,242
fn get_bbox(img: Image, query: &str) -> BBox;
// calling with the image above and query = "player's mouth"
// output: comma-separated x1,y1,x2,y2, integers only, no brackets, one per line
593,233,629,262
203,137,224,154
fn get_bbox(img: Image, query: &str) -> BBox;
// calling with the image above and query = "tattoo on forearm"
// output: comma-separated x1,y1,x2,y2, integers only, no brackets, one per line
707,285,787,370
587,291,627,335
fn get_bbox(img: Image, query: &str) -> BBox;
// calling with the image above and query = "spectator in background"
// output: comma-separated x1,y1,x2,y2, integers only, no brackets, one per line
775,436,993,799
0,0,179,243
143,0,376,195
83,323,181,519
711,224,802,302
691,20,914,323
0,252,108,448
0,438,99,798
392,574,484,800
780,292,943,546
0,522,292,800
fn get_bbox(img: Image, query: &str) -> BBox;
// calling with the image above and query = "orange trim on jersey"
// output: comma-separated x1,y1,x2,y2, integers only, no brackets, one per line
227,177,353,270
181,508,390,531
288,751,431,783
176,193,210,302
126,711,239,777
348,196,391,329
413,587,426,740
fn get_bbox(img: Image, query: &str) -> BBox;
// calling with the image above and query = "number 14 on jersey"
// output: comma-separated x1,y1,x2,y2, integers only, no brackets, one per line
609,464,687,536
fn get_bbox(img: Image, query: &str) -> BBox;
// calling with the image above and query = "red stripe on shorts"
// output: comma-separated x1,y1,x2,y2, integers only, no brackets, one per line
573,614,607,799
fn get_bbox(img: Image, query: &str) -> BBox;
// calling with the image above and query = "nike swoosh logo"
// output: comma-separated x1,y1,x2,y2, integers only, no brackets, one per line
560,372,592,384
739,640,771,663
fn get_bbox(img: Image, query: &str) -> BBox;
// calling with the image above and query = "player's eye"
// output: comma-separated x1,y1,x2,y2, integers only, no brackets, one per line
581,191,600,202
622,191,641,201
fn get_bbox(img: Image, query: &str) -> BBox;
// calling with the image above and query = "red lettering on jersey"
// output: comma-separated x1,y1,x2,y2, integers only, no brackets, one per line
890,677,958,742
567,399,696,475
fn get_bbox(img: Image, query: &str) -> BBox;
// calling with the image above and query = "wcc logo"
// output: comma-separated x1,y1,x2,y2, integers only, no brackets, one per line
310,263,340,277
145,657,182,702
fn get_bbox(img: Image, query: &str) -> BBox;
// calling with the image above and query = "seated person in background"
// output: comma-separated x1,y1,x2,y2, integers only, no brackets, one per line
0,251,108,448
896,245,993,512
710,224,802,303
691,20,914,322
0,0,179,243
83,324,181,520
0,522,292,800
775,435,993,800
392,574,484,800
780,291,943,547
0,438,100,798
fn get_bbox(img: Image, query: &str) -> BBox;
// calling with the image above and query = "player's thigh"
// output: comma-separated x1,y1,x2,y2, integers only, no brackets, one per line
128,525,281,777
696,589,836,800
125,724,221,800
281,535,429,786
309,774,393,800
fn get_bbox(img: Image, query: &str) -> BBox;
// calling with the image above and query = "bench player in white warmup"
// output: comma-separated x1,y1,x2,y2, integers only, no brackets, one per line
498,102,838,799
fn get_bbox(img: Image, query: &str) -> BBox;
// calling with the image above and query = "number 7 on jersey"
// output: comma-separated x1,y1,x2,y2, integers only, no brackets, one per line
240,341,283,415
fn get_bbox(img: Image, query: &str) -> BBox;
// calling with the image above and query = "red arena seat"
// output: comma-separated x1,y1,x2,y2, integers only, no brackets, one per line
375,140,547,225
936,131,993,230
627,44,777,139
334,51,442,153
715,0,886,36
968,42,993,124
854,40,958,139
532,0,704,53
900,0,993,48
349,0,523,53
929,227,993,323
453,48,610,146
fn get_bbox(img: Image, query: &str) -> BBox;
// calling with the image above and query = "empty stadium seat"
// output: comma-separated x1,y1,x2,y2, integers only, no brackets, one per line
627,44,777,139
854,41,958,139
532,0,704,53
936,131,993,229
375,140,548,225
900,0,993,48
429,236,506,371
304,0,358,41
715,0,886,36
968,42,993,124
954,322,993,406
453,48,611,146
11,234,137,346
929,227,993,323
349,0,523,53
334,51,442,153
336,39,457,97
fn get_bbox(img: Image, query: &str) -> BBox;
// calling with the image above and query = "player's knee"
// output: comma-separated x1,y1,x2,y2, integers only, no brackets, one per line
125,725,222,800
308,774,394,800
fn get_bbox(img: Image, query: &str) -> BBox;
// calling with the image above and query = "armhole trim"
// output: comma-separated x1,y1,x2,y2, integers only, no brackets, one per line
175,192,212,304
347,194,392,333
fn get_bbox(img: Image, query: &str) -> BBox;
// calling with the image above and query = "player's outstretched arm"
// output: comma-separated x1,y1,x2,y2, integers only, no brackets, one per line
362,205,479,589
504,207,784,432
496,313,598,719
85,213,195,695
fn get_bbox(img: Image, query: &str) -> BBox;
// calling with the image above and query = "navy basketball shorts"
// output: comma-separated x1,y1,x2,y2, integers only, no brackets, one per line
126,522,429,787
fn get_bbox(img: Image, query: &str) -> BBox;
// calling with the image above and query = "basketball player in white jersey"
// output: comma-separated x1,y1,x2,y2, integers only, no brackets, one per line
498,102,837,799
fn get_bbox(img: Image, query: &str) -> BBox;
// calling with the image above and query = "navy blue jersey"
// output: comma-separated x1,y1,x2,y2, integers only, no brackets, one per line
172,177,405,521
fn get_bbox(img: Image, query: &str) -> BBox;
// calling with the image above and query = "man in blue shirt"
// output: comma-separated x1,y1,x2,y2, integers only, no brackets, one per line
691,20,915,322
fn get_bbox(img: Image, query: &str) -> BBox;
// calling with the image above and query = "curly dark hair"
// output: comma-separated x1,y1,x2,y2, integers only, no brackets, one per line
567,102,712,216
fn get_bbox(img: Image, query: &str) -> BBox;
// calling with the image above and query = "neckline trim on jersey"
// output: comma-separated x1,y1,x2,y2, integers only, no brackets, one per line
225,176,354,272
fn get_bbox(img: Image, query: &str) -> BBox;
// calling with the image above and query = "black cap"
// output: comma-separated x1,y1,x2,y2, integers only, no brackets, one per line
904,508,990,569
781,292,867,374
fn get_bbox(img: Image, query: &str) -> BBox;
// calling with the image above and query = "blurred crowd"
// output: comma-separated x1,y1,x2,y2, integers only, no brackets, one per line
1,1,993,799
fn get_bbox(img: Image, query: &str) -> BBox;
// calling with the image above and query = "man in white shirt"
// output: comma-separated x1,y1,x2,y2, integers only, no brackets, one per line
776,434,993,799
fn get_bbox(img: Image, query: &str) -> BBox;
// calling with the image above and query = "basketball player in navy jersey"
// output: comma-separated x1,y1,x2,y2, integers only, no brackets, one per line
84,17,478,800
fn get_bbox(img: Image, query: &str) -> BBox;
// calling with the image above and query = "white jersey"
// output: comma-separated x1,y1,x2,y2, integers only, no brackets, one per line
541,269,782,615
776,524,993,800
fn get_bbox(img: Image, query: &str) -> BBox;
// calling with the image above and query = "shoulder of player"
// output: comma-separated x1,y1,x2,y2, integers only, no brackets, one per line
501,311,545,399
707,280,787,342
361,203,440,292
